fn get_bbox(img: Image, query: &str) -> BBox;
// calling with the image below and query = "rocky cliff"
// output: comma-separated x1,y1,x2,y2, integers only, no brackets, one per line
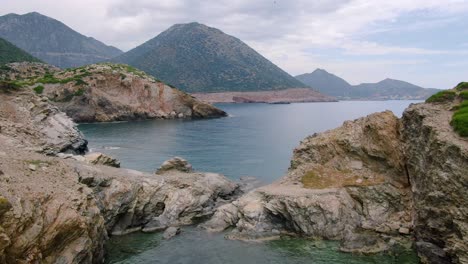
1,62,227,122
204,100,467,263
203,111,414,254
402,103,468,264
0,89,238,263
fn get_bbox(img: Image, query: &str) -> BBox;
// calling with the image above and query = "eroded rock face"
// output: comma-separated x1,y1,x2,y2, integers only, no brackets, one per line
204,111,413,253
402,103,468,264
40,64,227,122
0,90,87,155
0,90,238,263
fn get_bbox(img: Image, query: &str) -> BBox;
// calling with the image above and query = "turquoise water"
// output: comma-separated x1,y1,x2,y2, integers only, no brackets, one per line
79,101,421,264
79,100,420,183
104,227,418,264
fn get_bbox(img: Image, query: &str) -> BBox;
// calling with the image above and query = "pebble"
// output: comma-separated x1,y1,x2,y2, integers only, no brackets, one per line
28,164,37,171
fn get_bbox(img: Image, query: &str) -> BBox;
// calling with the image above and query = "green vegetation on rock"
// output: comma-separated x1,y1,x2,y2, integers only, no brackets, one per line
0,196,11,216
0,80,21,93
426,90,457,103
460,91,468,100
452,101,468,137
33,85,44,94
455,82,468,91
429,82,468,137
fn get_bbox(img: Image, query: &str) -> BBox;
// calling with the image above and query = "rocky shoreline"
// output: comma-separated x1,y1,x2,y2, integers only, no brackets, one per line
202,102,467,263
0,89,239,263
192,88,337,104
0,83,466,263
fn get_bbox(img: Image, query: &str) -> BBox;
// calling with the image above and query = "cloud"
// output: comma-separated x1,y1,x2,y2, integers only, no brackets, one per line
0,0,467,88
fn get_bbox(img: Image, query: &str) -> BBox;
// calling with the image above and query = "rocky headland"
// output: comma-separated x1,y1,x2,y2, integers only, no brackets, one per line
203,88,467,263
192,88,336,104
1,62,227,123
0,88,238,263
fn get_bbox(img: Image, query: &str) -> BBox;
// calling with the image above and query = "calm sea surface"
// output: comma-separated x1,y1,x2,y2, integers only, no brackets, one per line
80,100,420,183
79,101,421,264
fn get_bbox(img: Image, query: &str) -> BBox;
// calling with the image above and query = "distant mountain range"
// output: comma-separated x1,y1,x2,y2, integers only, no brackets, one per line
0,37,40,65
0,12,440,99
0,12,122,68
114,22,305,93
296,69,439,100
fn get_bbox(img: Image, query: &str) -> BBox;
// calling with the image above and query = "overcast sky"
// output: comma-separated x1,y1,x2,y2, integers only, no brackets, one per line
2,0,468,88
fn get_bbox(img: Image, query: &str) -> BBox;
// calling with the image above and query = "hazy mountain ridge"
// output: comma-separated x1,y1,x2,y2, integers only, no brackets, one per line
296,69,439,100
0,37,40,65
0,12,123,68
114,22,306,93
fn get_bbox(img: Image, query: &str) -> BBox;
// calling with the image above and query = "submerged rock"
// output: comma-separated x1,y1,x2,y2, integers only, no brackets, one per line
163,227,181,240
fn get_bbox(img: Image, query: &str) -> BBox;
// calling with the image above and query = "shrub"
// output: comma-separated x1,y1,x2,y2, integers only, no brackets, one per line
33,85,44,94
451,101,468,137
460,91,468,100
37,73,61,84
452,112,468,137
74,79,88,86
74,88,85,96
426,90,457,103
455,82,468,91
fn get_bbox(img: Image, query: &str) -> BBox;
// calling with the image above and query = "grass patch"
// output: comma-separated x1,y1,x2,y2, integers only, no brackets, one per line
33,85,44,94
37,73,61,84
37,72,91,85
426,90,457,103
452,101,468,137
460,91,468,100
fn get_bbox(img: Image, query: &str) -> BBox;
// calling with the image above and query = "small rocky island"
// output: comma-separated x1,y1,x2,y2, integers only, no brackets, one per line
0,75,467,264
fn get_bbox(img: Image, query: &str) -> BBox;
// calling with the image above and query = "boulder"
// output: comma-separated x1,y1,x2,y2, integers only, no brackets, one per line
84,152,120,168
156,157,193,174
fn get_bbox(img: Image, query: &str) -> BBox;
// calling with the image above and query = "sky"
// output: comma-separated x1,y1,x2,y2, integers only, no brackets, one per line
1,0,468,88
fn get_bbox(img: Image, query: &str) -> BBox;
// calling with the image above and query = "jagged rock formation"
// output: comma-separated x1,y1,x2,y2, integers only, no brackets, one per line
0,37,40,65
402,103,468,264
114,22,306,93
1,62,227,122
203,111,414,254
0,88,239,263
205,102,467,263
295,69,439,100
0,12,122,68
0,87,87,154
84,152,121,168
